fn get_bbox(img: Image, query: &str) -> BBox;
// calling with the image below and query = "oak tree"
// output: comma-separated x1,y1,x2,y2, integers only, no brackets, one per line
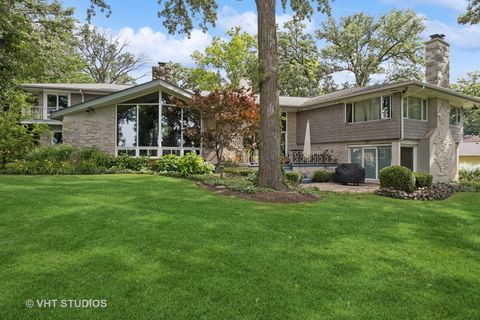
77,24,149,84
317,10,425,87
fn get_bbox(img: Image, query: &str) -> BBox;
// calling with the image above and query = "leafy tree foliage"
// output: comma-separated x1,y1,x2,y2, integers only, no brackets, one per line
179,89,259,165
452,72,480,135
77,24,148,84
278,19,336,96
0,0,89,107
0,90,48,167
458,0,480,25
190,27,258,91
317,10,425,87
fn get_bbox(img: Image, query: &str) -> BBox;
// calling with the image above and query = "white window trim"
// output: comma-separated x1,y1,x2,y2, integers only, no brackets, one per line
114,90,203,158
345,95,392,124
449,107,462,126
404,96,428,121
400,144,418,172
347,144,393,180
43,91,71,119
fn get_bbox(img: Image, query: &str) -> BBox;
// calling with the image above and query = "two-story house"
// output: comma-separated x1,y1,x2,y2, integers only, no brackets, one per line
21,34,480,182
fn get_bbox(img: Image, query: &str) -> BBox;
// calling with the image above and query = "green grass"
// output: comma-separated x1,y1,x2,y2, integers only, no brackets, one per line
0,175,479,320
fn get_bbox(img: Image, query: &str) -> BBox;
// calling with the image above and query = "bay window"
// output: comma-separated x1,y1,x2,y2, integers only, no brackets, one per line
345,96,391,123
116,92,201,157
404,97,427,120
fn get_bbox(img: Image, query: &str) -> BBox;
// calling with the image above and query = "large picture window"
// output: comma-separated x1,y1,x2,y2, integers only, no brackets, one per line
349,145,392,180
116,93,201,157
345,96,391,123
404,97,427,120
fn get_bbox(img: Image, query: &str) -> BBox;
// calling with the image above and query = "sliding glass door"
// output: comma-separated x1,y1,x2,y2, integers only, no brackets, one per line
350,146,392,180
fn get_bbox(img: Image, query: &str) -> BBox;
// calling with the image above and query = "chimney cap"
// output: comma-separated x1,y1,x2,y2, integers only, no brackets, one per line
158,62,167,67
430,34,446,40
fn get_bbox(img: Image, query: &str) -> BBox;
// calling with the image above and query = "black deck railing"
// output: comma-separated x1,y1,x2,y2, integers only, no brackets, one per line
289,150,338,164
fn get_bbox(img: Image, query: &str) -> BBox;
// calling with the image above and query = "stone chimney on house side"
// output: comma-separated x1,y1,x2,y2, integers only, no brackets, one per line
425,34,450,88
152,62,172,81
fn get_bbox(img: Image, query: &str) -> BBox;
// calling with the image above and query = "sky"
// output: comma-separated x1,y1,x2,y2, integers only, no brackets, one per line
62,0,480,85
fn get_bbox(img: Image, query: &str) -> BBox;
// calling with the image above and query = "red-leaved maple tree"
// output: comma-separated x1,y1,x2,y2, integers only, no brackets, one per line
179,88,259,165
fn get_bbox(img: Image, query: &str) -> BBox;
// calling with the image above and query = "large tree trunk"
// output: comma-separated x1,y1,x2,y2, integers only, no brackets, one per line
255,0,286,191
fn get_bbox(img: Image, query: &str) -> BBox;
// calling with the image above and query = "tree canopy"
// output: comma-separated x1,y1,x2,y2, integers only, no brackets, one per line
458,0,480,24
77,24,148,84
452,72,480,136
317,9,425,87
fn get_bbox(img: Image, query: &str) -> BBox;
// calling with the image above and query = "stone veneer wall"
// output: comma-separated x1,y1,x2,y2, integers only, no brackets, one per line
425,37,450,88
62,105,116,155
430,99,460,182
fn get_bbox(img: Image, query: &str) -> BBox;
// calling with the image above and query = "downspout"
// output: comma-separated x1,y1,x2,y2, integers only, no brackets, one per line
79,89,85,103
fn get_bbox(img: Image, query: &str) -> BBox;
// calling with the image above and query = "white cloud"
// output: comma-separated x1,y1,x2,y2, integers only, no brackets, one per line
217,6,315,34
423,18,480,49
380,0,467,12
116,27,212,66
110,27,212,82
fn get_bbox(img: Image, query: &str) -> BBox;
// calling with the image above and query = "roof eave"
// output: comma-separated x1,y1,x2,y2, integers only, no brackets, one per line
51,79,193,119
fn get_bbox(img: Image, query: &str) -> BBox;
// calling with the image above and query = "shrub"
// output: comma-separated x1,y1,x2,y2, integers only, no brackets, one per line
75,161,103,175
414,172,433,188
247,172,258,185
459,163,480,181
154,154,180,172
379,166,416,193
177,153,214,177
75,147,116,168
116,155,149,171
459,179,480,192
312,170,335,183
223,166,256,177
284,171,303,187
25,144,76,162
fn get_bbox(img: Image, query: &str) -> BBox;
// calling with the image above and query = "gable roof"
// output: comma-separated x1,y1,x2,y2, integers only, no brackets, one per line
459,141,480,156
22,83,132,93
50,78,480,119
52,79,193,118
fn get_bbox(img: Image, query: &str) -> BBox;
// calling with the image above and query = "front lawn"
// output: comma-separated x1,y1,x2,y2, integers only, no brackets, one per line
0,175,479,319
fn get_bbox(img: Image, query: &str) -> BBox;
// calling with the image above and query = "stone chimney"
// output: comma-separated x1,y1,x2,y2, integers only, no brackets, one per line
425,34,450,88
152,62,172,81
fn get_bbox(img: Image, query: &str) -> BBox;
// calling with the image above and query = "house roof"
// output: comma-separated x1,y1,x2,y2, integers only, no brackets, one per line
459,141,480,156
22,83,133,94
48,78,480,119
463,135,480,143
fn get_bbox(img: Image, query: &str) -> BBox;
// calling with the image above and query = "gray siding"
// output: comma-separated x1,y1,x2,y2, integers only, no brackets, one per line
71,93,103,106
296,92,401,144
404,119,429,139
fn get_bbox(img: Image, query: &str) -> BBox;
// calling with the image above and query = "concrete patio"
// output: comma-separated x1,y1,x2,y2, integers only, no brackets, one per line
302,182,380,193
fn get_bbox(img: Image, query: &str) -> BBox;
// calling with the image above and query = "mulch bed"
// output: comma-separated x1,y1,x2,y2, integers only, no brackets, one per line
200,184,320,203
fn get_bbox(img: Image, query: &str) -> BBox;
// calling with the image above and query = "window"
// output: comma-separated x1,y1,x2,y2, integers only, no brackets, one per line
450,107,461,126
116,94,201,157
349,146,392,180
345,96,391,123
52,132,63,145
46,93,69,113
404,97,427,120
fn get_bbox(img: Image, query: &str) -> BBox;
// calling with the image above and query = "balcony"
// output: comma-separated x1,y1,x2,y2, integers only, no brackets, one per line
22,106,60,120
